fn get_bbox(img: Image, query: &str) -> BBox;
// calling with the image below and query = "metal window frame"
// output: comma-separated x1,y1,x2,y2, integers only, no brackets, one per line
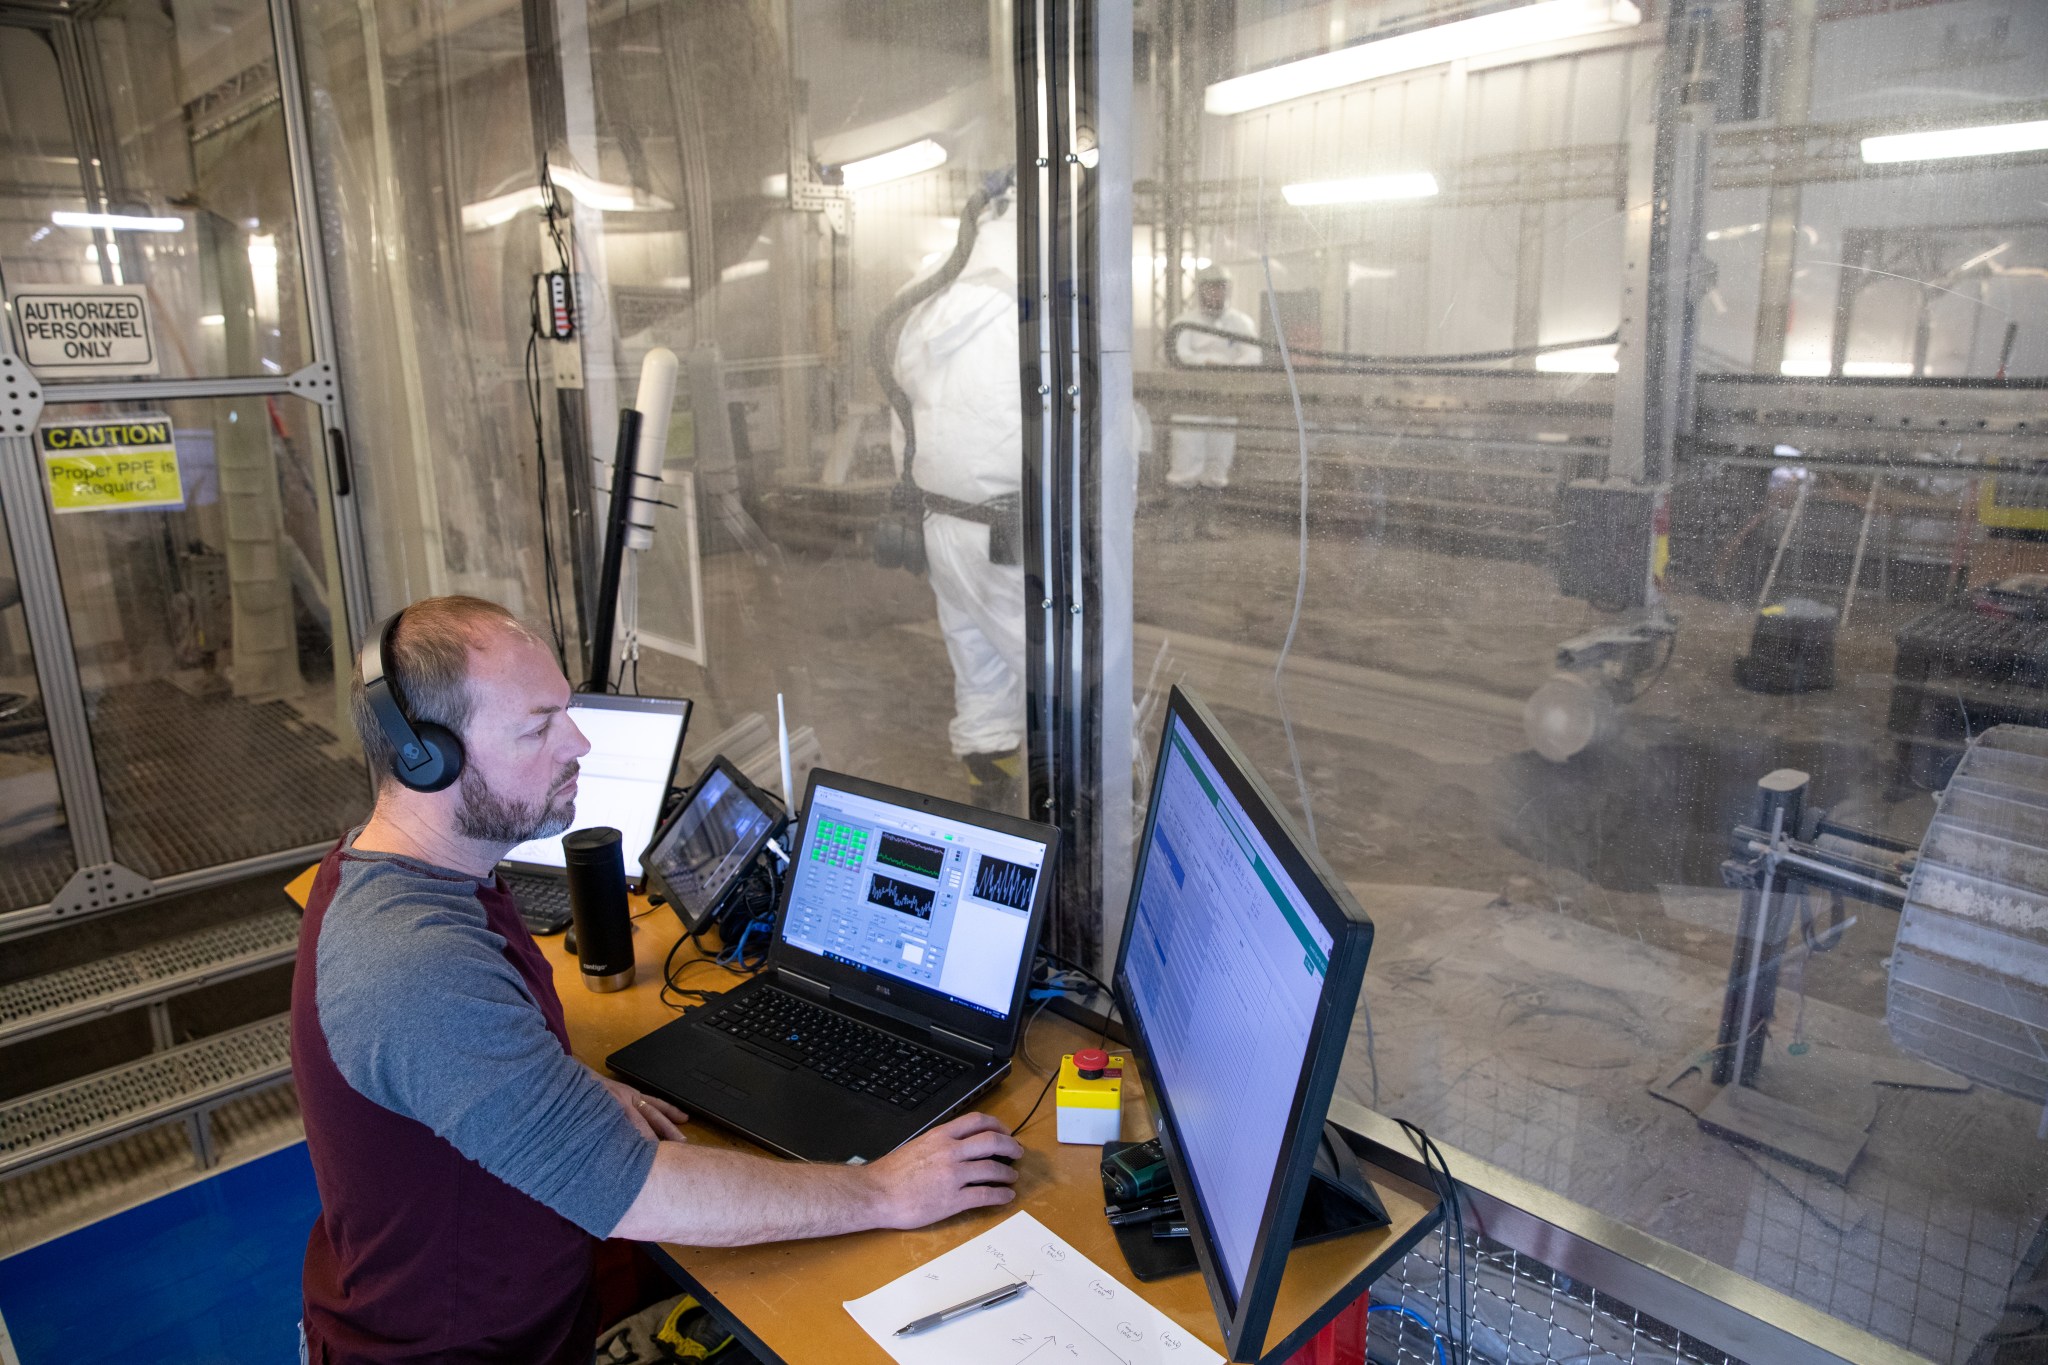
0,0,371,939
1016,0,1137,969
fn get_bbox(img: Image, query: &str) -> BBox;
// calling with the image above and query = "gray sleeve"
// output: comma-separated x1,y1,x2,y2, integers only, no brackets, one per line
315,885,656,1236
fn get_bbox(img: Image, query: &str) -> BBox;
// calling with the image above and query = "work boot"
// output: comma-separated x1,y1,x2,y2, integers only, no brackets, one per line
961,749,1024,813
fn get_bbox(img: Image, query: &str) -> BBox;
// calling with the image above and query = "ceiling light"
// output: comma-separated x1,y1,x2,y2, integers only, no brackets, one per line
838,139,948,190
460,165,670,231
1283,172,1439,206
199,313,225,326
1207,0,1641,115
1861,119,2048,165
1779,359,1831,376
1705,222,1763,242
53,210,185,232
720,260,770,283
1841,360,1915,377
1535,343,1618,373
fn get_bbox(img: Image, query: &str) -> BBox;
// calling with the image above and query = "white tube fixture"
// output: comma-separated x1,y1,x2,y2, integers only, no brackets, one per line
1207,0,1641,115
1534,343,1619,373
52,210,185,232
627,346,678,553
1860,119,2048,165
838,139,948,190
460,165,669,231
1282,172,1439,206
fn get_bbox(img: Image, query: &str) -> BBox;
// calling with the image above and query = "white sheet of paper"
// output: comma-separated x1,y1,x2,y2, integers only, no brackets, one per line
843,1211,1224,1365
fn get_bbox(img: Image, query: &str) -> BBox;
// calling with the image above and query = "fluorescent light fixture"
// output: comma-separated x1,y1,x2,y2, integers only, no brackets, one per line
1534,343,1618,373
53,209,185,233
199,313,225,326
1283,172,1439,205
1842,360,1915,377
1207,0,1641,115
1773,444,1803,458
1705,222,1763,242
1348,262,1397,283
1144,253,1213,271
54,209,184,233
838,139,948,190
1861,119,2048,165
720,259,770,283
1779,357,1831,377
461,165,669,230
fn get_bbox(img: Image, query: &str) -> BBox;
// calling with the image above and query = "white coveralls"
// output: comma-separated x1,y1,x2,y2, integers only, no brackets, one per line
893,203,1026,759
1167,305,1261,488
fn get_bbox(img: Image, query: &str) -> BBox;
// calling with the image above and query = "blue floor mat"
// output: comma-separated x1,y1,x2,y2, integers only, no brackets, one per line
0,1142,317,1365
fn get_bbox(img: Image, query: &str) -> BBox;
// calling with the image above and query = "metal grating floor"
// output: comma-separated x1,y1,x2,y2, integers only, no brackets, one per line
0,680,368,903
0,909,300,1043
1373,1227,1744,1365
0,1015,292,1176
0,821,72,913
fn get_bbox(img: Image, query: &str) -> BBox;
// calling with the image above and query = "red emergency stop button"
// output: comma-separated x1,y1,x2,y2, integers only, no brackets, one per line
1075,1048,1109,1079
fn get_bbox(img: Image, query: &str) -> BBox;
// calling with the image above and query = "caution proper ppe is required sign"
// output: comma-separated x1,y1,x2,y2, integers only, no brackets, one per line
38,416,185,513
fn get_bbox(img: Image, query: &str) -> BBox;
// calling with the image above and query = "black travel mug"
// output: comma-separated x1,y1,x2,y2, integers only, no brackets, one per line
564,827,635,992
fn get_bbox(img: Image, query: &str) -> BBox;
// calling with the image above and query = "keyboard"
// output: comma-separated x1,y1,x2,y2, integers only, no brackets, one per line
703,987,970,1110
504,872,573,935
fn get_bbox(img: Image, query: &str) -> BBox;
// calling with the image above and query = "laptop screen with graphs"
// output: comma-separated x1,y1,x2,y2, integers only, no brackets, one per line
777,776,1051,1020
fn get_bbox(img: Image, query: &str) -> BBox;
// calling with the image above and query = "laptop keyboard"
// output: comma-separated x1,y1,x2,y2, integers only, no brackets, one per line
503,873,573,935
704,988,971,1109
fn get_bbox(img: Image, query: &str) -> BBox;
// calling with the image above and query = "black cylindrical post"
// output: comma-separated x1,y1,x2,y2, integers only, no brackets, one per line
584,407,643,692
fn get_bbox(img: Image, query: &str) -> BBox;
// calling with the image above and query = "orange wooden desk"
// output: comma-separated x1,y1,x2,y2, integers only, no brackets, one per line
538,900,1441,1364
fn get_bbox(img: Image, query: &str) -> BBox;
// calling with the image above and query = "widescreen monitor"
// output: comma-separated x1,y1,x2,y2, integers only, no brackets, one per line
1113,686,1376,1360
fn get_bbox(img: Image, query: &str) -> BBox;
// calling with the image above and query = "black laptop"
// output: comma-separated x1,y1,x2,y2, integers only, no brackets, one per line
608,769,1058,1163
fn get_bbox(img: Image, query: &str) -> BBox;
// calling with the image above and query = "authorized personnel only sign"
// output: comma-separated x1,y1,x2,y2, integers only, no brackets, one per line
38,416,184,513
10,284,160,377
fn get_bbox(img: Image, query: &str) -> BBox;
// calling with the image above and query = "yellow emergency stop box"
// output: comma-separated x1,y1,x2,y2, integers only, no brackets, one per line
1055,1050,1125,1145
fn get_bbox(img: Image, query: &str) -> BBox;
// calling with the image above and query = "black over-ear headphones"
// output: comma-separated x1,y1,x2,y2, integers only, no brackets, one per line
358,610,465,792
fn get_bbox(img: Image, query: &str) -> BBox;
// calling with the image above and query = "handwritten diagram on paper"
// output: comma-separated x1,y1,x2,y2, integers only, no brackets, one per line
844,1211,1224,1365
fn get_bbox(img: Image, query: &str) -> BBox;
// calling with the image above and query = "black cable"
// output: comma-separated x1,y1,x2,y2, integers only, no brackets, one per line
1395,1119,1470,1365
1012,954,1120,1137
1037,947,1114,1006
525,323,568,670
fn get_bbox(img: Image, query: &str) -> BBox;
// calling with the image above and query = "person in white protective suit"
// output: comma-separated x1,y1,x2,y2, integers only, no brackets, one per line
891,190,1027,808
1167,264,1261,536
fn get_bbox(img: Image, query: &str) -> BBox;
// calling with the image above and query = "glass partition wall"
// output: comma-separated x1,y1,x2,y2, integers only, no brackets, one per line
300,0,1028,828
1125,1,2048,1362
0,0,368,924
291,0,2048,1360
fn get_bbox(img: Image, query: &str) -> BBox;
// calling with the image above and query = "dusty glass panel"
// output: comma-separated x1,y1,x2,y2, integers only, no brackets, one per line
1126,1,2048,1360
0,2,314,382
300,0,1028,814
0,484,74,914
35,395,364,878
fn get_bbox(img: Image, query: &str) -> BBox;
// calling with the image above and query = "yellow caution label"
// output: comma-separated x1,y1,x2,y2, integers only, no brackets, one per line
37,417,183,513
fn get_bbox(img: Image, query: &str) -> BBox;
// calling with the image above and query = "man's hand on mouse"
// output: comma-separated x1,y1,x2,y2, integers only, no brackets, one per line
863,1112,1024,1228
599,1075,688,1142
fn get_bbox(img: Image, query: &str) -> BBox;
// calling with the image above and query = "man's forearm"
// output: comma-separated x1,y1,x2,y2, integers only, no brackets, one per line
608,1141,884,1246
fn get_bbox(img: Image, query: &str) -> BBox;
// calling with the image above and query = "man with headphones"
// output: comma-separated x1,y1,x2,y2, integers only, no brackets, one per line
292,595,1022,1365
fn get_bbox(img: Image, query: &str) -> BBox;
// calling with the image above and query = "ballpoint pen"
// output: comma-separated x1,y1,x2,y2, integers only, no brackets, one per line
893,1281,1029,1337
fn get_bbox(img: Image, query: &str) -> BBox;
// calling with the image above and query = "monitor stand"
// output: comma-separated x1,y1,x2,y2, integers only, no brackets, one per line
1103,1125,1390,1282
1292,1122,1391,1247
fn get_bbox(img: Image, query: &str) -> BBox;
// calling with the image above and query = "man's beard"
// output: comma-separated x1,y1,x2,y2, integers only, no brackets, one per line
454,760,579,845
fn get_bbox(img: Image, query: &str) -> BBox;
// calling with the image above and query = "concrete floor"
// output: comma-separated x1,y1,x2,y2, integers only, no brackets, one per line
632,510,2048,1364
